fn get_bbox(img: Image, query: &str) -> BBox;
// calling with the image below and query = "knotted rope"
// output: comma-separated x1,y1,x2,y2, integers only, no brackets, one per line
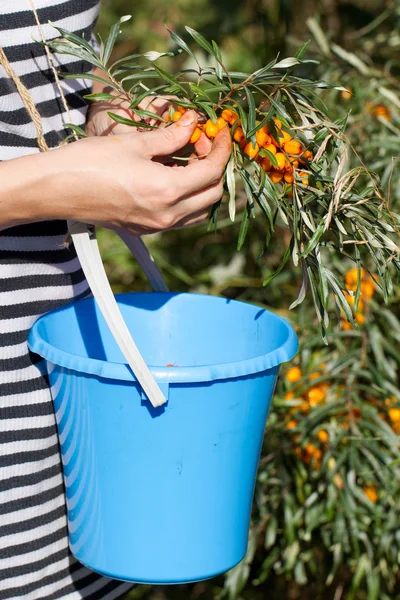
0,0,76,153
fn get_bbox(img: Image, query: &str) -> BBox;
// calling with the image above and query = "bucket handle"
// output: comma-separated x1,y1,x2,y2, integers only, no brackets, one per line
68,221,168,408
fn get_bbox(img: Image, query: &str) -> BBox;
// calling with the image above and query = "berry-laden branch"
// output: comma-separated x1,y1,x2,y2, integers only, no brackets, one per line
45,18,400,341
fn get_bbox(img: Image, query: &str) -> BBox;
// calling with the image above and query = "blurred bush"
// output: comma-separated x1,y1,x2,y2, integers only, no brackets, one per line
94,0,400,598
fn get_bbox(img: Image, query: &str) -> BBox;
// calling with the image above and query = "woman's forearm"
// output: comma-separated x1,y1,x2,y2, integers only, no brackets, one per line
0,149,75,231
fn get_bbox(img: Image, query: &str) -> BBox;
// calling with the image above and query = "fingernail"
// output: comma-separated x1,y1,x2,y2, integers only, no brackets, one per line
179,110,195,126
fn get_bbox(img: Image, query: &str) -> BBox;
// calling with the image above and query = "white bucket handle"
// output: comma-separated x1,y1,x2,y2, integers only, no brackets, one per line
68,221,168,408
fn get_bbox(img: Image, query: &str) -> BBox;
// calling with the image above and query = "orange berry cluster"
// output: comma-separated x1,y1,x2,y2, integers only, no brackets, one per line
285,365,328,411
222,111,313,187
366,101,392,121
284,365,330,470
341,268,376,330
372,394,400,434
168,106,313,189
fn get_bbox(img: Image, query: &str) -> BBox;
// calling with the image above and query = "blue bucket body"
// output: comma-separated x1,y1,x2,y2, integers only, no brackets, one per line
28,293,298,584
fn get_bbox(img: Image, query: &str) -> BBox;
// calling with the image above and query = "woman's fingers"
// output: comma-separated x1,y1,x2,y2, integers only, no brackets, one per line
193,130,212,157
140,110,199,157
169,126,231,201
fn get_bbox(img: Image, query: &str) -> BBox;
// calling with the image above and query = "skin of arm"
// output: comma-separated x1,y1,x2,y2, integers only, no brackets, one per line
0,111,231,234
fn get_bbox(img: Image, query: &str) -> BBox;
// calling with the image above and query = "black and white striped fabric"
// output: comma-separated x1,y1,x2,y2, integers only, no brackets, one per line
0,1,132,597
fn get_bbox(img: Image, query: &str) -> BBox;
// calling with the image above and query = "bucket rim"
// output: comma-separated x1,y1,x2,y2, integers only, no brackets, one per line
28,292,298,384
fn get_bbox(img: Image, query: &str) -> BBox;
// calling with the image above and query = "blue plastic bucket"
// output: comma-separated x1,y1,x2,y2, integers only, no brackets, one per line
28,292,298,584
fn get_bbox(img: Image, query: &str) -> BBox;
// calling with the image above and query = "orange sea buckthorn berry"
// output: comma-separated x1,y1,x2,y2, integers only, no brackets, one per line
342,320,352,331
256,129,271,147
305,443,318,456
355,312,365,325
276,130,292,148
244,141,259,159
291,159,299,169
189,127,202,144
165,113,172,122
269,170,284,183
287,420,298,429
264,143,277,156
216,117,227,131
285,391,295,400
361,280,375,298
309,372,321,381
177,105,186,114
273,118,282,130
261,157,272,172
308,386,326,406
302,150,313,161
345,268,366,286
284,172,294,184
388,408,400,422
205,119,219,138
364,486,378,503
275,153,286,171
286,366,302,383
344,293,364,312
313,448,322,460
299,171,309,185
374,104,391,119
333,473,344,489
284,140,302,155
221,108,238,124
393,422,400,434
317,429,329,443
341,89,352,100
172,111,182,122
233,127,245,144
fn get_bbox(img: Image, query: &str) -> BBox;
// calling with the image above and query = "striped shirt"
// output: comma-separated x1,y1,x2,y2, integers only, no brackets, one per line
0,1,132,597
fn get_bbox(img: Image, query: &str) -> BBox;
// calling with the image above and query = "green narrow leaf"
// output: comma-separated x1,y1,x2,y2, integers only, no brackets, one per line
152,64,188,96
166,27,199,65
272,57,300,69
237,104,248,137
60,72,121,92
226,154,236,222
208,199,221,231
103,15,132,65
263,238,293,286
247,114,270,138
83,92,116,102
185,26,214,56
48,43,103,69
212,40,223,82
107,112,157,129
295,40,311,59
299,220,326,257
133,108,165,122
196,101,218,123
110,52,142,72
129,86,166,109
64,123,87,138
49,23,99,57
237,205,250,251
244,87,256,144
188,82,213,100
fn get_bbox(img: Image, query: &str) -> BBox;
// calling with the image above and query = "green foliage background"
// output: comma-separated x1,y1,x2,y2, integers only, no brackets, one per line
93,1,400,598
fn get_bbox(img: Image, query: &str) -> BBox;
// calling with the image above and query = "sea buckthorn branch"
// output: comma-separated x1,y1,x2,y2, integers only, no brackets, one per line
46,17,400,340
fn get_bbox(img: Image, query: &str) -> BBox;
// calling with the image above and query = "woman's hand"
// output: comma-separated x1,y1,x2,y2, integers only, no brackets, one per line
85,68,212,158
26,109,231,235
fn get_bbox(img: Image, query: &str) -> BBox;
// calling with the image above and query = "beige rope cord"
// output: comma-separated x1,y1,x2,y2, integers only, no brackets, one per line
0,46,48,152
0,0,76,153
28,0,76,131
